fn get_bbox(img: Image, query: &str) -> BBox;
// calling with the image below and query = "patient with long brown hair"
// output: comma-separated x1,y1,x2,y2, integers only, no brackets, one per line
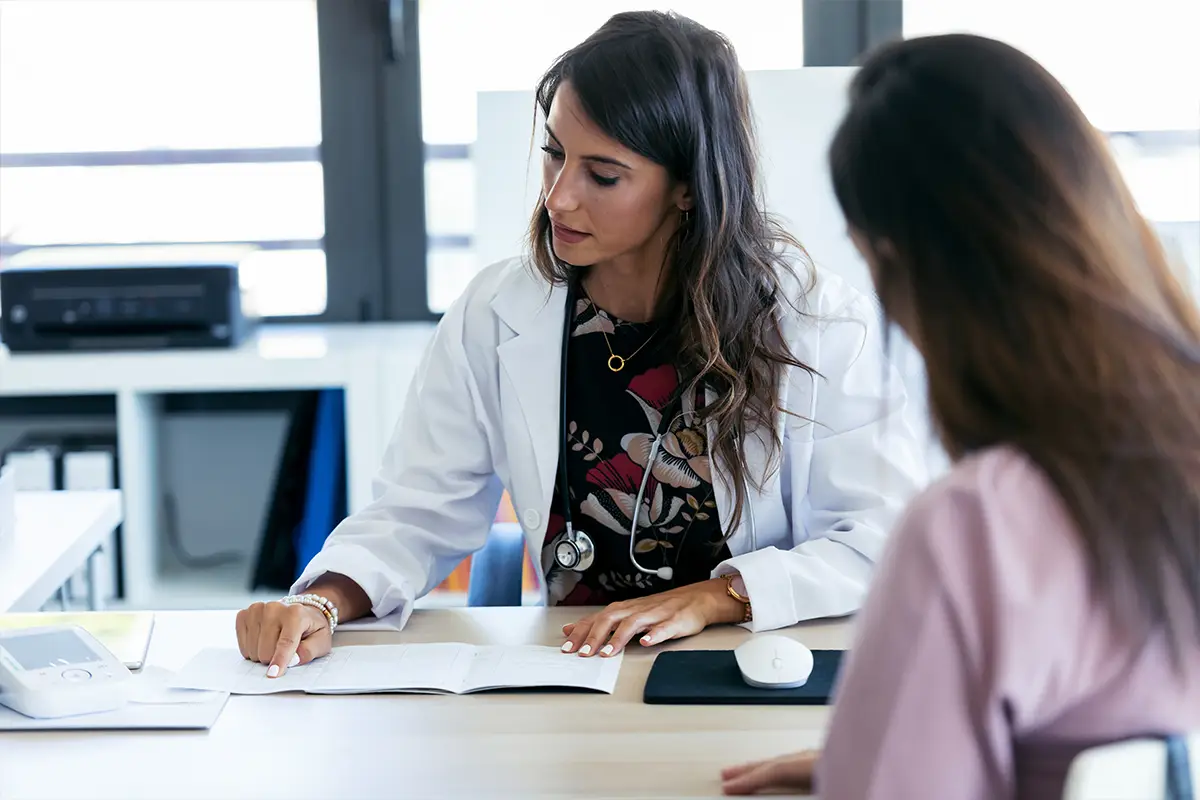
721,33,1200,799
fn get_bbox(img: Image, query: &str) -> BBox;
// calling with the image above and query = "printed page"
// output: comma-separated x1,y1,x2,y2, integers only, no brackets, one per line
170,648,331,695
308,643,472,694
128,665,229,705
171,644,475,695
462,645,623,694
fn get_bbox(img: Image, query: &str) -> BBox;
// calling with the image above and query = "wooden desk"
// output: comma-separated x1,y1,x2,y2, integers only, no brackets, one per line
0,607,851,799
0,490,123,613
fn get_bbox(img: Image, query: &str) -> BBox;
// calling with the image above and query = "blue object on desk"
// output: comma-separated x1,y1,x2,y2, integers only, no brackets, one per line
467,522,525,607
293,389,346,572
1167,734,1194,800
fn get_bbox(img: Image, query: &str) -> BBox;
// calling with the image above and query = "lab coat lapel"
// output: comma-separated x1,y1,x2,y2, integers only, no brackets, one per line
492,268,569,515
705,375,787,555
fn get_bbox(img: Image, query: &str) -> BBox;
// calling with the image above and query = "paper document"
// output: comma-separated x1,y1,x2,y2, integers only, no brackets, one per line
171,643,623,696
0,667,228,731
126,666,227,706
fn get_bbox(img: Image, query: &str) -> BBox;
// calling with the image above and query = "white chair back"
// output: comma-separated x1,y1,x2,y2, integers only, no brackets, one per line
1062,733,1197,800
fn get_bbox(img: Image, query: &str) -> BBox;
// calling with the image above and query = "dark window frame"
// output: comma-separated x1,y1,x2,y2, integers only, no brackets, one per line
0,0,437,324
803,0,902,66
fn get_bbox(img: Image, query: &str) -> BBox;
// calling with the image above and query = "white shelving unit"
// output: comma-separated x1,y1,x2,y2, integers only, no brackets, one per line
0,322,437,605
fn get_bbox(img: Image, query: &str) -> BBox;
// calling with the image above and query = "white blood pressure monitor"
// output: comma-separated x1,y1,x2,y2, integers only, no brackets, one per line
0,625,131,718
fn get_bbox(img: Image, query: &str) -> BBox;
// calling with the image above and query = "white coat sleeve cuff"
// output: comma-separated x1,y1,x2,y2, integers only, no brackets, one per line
290,542,418,630
713,546,797,633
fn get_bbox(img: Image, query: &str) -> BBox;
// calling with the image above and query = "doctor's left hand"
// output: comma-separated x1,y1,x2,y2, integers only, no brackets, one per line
561,577,745,656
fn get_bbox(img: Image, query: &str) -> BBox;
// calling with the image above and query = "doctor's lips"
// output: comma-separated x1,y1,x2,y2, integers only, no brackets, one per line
551,221,591,245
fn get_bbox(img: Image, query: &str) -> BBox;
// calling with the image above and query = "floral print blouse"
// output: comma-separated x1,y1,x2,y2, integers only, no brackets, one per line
540,295,731,605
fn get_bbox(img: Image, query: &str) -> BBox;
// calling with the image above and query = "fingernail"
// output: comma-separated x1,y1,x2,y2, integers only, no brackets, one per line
266,664,280,678
287,653,300,668
561,641,574,653
578,644,591,656
600,644,614,656
641,634,654,645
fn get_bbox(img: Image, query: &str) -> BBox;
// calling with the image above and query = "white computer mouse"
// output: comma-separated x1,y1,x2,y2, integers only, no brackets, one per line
734,634,814,690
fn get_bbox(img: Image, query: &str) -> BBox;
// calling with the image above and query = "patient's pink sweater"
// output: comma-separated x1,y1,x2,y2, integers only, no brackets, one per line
817,446,1200,799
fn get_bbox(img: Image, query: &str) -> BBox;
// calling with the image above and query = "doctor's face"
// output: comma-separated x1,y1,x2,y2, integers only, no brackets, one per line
540,81,688,268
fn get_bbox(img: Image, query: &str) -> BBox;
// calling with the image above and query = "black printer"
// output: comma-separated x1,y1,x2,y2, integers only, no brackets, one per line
0,249,255,352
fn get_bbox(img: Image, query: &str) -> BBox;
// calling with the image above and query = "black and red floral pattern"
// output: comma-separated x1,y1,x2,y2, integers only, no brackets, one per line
541,297,730,605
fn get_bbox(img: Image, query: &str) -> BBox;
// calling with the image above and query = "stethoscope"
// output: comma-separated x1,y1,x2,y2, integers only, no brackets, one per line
551,281,758,580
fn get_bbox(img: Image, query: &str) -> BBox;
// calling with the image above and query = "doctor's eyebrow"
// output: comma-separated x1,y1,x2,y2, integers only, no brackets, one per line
543,124,633,170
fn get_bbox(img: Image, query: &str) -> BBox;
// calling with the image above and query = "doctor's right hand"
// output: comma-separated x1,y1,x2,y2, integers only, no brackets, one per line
235,600,332,678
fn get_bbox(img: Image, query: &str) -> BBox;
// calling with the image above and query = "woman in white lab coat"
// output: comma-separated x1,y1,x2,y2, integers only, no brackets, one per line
235,11,926,675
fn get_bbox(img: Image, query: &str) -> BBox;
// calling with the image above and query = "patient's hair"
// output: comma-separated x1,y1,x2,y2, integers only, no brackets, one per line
830,34,1200,648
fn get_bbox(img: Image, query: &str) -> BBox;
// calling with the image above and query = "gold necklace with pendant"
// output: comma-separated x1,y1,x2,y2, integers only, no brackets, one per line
582,297,657,372
601,325,657,372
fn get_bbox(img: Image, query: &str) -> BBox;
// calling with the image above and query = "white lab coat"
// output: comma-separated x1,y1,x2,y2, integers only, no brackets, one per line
293,256,928,632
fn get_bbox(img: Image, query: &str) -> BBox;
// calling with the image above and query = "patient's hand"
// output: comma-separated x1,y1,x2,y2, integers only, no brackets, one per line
720,750,819,795
235,601,332,678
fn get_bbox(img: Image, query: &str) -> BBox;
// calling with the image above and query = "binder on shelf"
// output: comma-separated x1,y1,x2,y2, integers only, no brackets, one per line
0,463,15,549
63,444,120,600
252,390,346,592
3,436,67,609
0,430,123,604
1,443,57,491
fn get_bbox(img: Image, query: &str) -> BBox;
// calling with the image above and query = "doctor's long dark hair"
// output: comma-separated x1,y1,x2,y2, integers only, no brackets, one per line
527,11,814,535
830,34,1200,646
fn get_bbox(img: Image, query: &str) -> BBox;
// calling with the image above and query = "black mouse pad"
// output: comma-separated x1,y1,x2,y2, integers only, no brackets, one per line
642,649,844,705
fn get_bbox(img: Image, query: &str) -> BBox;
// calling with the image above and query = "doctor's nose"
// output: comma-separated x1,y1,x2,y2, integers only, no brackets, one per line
544,172,581,214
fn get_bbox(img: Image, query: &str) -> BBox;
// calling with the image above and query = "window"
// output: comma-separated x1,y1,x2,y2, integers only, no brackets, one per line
904,0,1200,290
419,1,807,313
0,0,325,317
904,0,1200,133
0,0,366,320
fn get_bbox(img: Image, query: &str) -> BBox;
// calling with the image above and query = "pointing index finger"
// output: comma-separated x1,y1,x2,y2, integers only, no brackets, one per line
266,607,309,678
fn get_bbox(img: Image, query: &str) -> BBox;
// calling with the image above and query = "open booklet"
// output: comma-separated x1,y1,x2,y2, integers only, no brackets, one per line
170,643,623,696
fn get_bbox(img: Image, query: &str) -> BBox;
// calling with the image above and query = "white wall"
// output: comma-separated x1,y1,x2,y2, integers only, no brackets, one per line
1154,222,1200,298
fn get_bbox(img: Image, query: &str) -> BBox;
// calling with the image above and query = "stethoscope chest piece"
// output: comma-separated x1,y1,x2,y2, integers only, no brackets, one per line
552,281,695,582
554,527,595,572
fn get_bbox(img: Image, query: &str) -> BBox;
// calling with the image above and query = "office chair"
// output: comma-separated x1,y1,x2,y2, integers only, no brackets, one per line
1062,732,1196,800
466,522,526,607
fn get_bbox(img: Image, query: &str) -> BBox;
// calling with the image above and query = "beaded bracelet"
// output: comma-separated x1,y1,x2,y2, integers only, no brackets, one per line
280,592,339,634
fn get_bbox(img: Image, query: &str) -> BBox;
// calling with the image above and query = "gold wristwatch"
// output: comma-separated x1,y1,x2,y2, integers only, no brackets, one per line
723,573,753,623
